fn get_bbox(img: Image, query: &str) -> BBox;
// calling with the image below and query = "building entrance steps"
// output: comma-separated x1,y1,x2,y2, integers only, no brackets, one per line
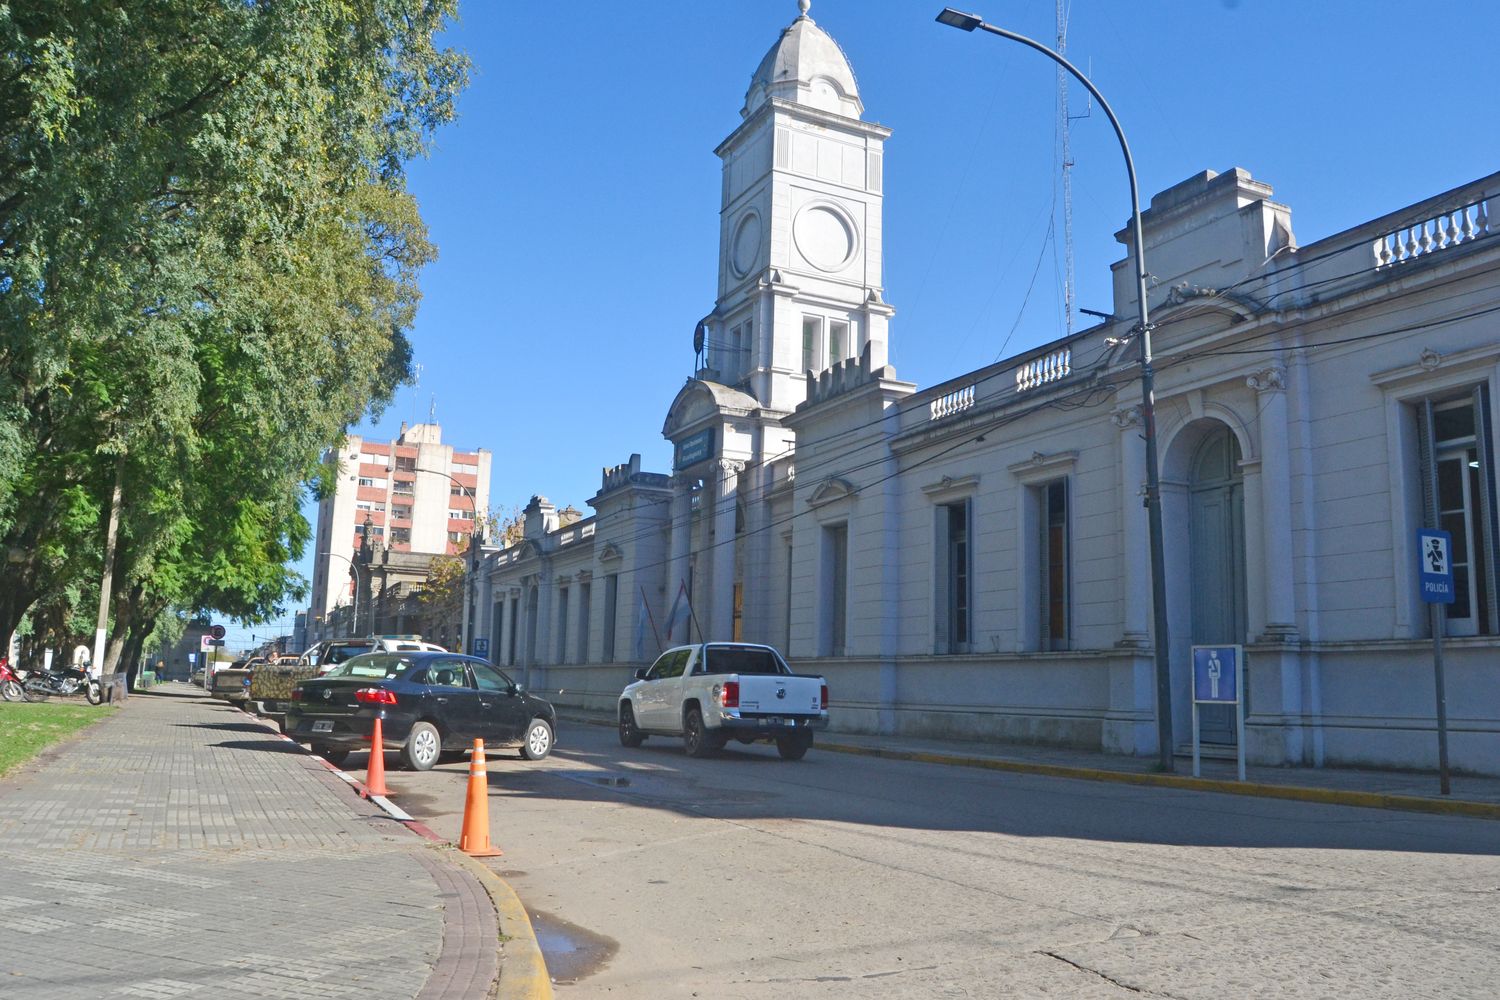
560,708,1500,820
0,686,525,1000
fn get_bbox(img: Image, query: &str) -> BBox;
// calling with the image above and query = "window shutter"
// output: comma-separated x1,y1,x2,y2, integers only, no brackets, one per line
1037,487,1051,647
1473,385,1500,635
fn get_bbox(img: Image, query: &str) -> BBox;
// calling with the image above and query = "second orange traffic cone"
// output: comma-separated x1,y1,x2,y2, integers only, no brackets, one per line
365,715,390,797
458,738,502,857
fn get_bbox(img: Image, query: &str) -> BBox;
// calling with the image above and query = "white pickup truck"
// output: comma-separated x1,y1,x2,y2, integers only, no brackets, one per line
618,643,827,760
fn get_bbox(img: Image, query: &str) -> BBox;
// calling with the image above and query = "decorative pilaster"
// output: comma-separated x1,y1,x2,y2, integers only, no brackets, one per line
667,475,694,604
710,460,744,640
1112,405,1151,647
1247,366,1298,642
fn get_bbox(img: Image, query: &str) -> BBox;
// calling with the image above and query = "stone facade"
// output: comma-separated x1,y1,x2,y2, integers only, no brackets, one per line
475,6,1500,774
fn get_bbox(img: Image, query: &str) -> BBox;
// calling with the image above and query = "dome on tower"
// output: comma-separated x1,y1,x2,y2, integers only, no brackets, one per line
742,1,863,120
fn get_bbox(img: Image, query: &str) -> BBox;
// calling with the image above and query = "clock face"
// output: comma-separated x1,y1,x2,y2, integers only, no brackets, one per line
731,212,762,278
794,203,857,272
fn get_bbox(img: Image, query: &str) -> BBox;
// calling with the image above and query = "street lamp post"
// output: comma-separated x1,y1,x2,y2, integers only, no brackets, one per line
398,465,481,655
937,8,1176,770
320,551,363,636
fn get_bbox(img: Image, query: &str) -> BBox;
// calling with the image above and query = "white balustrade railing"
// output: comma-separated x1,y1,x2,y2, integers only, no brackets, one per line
1016,347,1072,392
929,383,975,420
1374,197,1490,267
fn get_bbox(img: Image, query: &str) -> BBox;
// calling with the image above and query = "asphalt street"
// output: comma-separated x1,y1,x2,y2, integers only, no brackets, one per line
378,721,1500,999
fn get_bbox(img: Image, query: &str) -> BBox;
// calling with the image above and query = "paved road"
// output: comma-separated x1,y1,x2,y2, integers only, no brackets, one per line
387,721,1500,999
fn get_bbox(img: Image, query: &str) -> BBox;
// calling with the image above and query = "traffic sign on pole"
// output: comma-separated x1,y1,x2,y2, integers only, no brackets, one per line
1190,644,1245,782
1417,528,1454,795
1417,529,1456,604
210,623,227,640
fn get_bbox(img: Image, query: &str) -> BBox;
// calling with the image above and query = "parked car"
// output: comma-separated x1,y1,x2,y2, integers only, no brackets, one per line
283,651,556,771
250,636,446,719
210,656,265,706
618,643,827,759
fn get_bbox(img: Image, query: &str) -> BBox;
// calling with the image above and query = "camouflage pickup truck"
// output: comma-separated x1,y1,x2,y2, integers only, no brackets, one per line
250,637,445,718
210,657,265,706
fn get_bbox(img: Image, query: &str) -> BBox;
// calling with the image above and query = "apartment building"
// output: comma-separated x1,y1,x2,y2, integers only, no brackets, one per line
310,421,491,627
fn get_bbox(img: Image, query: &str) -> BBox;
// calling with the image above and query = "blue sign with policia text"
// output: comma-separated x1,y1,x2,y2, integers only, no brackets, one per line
1417,528,1456,604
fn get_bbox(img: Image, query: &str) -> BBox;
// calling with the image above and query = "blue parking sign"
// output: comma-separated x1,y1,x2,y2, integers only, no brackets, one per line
1417,529,1456,604
1192,646,1240,704
471,637,489,657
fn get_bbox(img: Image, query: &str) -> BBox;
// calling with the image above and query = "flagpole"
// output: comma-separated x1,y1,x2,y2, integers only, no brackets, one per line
686,589,704,644
640,585,662,650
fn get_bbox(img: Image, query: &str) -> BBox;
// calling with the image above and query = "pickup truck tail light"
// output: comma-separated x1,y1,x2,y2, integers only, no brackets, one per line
290,686,303,701
719,680,739,709
820,684,828,710
355,687,398,705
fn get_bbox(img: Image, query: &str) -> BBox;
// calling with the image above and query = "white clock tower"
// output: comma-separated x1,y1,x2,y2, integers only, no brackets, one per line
704,0,895,415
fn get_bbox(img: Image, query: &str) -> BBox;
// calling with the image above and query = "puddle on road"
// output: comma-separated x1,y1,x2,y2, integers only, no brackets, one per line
527,908,618,984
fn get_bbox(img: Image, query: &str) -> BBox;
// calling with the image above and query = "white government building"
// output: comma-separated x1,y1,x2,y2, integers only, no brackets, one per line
474,5,1499,774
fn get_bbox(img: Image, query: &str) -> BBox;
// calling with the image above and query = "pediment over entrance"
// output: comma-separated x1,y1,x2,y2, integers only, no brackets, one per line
662,379,759,439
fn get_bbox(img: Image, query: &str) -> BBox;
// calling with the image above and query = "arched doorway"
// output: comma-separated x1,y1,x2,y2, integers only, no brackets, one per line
1189,426,1247,745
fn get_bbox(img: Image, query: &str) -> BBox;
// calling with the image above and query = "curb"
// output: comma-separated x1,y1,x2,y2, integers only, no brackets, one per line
232,705,554,997
447,852,555,1000
558,711,1500,822
818,742,1500,821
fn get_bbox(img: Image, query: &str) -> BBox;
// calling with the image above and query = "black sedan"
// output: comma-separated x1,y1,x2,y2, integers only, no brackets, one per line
283,651,556,771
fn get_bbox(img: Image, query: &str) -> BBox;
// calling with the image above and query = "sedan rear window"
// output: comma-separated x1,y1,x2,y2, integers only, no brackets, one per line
323,654,411,680
701,646,786,675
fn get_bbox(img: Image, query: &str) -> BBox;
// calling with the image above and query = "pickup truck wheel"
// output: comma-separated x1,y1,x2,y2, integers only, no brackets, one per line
776,731,813,761
402,721,441,771
618,703,645,747
683,707,714,758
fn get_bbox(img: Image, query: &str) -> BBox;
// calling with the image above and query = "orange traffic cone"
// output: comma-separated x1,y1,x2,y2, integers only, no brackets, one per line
458,738,502,857
365,715,390,797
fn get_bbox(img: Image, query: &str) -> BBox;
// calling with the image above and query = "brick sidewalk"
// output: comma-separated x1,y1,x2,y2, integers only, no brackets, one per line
0,687,498,1000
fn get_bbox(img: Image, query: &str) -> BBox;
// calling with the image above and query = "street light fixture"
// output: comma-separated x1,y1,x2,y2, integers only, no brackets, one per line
389,464,483,655
320,550,364,636
936,7,1176,771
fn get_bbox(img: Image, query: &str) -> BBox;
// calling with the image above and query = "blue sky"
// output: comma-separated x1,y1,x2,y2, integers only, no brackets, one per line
228,0,1500,648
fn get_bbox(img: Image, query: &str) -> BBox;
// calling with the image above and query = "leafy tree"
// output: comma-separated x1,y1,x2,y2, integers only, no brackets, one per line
0,1,468,663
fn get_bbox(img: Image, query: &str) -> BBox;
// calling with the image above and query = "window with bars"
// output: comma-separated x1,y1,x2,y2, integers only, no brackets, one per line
936,501,971,654
1038,479,1070,650
602,575,618,663
820,523,848,657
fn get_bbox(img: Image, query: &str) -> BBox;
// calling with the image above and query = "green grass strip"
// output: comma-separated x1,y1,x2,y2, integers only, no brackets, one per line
0,702,117,777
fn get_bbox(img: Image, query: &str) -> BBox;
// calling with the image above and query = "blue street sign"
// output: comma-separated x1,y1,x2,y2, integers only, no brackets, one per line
1417,528,1456,604
472,637,489,657
1192,645,1240,704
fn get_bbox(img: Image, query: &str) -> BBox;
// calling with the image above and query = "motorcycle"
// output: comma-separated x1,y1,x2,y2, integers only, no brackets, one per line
18,663,104,705
0,658,24,702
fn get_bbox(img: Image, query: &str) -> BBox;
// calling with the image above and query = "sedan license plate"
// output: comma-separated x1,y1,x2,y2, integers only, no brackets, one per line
311,720,333,733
